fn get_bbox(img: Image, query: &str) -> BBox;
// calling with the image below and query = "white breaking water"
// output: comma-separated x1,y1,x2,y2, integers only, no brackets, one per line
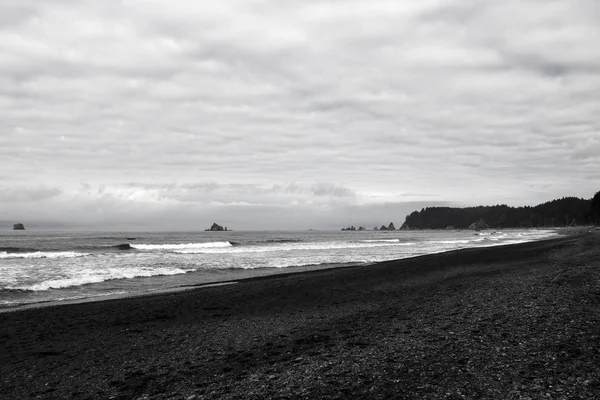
0,251,90,259
0,229,559,307
130,241,232,250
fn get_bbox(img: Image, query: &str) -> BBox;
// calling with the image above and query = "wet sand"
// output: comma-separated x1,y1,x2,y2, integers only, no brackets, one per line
1,232,599,399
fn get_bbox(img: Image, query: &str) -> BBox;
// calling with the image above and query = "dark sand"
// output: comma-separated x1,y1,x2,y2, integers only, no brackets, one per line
1,232,599,399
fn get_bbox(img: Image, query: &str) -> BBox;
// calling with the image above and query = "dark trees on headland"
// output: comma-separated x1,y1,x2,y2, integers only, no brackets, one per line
591,191,600,224
401,197,594,229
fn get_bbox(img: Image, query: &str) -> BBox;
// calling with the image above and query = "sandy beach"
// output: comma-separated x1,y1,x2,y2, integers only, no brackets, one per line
1,232,599,399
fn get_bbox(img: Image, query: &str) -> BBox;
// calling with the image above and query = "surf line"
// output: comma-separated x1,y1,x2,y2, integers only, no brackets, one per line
179,281,238,289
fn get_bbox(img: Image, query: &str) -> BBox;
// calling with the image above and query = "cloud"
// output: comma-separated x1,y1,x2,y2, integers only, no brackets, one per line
0,186,61,202
0,0,598,229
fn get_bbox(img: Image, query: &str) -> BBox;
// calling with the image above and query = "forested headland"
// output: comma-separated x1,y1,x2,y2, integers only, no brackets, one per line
401,193,600,230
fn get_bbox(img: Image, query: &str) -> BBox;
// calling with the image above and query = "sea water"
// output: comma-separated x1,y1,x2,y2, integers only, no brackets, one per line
0,229,558,308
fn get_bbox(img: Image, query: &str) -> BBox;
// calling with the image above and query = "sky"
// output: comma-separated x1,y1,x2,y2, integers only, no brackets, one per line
1,0,599,230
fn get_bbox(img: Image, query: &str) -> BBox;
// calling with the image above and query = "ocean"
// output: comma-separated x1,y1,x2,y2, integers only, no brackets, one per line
0,229,558,309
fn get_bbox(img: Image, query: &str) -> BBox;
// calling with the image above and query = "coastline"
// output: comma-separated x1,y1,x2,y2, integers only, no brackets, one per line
0,228,566,312
1,232,599,399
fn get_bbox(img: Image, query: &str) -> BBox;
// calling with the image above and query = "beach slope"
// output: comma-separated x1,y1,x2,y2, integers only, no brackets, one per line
1,233,599,399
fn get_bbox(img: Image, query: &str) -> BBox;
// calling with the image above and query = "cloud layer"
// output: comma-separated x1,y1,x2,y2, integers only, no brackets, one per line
1,0,598,229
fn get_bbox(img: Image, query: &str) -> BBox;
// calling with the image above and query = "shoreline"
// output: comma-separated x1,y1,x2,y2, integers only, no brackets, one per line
0,228,568,313
1,231,599,399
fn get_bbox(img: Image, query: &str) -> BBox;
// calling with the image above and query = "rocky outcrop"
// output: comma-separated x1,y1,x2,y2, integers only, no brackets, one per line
13,223,25,230
388,222,396,231
206,223,227,231
342,225,367,231
379,225,388,231
468,219,488,231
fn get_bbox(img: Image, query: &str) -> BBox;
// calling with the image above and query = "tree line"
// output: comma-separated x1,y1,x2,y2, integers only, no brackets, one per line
401,192,600,230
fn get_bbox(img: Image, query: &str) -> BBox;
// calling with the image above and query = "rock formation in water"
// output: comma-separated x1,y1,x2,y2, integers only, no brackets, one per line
358,226,366,231
341,226,356,231
13,223,25,230
206,223,226,231
379,225,388,231
387,222,396,231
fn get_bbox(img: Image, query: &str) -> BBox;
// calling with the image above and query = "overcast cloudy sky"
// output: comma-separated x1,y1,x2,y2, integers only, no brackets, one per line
1,0,599,230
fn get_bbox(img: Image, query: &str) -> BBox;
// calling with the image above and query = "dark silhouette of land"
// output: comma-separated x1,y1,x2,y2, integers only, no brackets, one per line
401,196,593,230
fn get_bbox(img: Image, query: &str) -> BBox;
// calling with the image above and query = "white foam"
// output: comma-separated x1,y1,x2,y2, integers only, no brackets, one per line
361,239,401,243
431,240,471,244
130,241,232,250
0,251,90,259
7,266,195,291
173,240,416,254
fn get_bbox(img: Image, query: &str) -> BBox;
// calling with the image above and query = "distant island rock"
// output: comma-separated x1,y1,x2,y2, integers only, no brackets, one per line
378,223,396,231
206,223,227,231
341,225,367,231
13,223,25,230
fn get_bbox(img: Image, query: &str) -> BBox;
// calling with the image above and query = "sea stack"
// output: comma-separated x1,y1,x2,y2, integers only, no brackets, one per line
13,223,25,230
206,223,225,231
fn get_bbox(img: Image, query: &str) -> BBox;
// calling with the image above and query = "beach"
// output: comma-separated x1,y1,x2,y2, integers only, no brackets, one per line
1,231,599,399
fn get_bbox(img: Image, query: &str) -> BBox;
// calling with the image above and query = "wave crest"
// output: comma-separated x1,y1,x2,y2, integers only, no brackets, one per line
130,241,233,251
174,240,416,254
361,239,401,243
0,251,90,259
5,267,196,291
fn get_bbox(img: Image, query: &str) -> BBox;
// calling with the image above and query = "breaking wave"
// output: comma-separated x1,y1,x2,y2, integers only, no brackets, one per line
0,247,39,253
0,251,90,259
130,241,233,251
431,240,471,245
4,267,196,291
361,239,402,243
174,240,416,254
